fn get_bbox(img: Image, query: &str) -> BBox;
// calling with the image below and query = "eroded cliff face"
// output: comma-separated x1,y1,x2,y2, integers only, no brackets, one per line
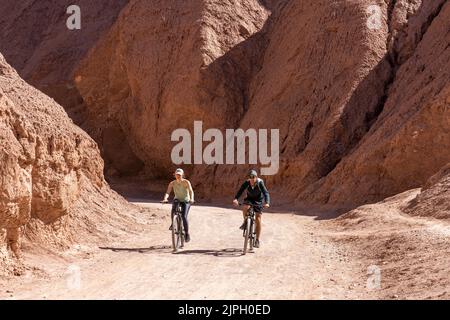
1,52,97,239
304,0,450,206
1,0,448,210
0,0,135,176
74,0,270,176
0,54,137,264
199,0,395,197
195,0,449,206
0,0,128,121
72,0,450,207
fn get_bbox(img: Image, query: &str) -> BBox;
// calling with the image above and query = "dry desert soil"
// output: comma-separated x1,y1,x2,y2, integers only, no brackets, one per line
2,187,450,300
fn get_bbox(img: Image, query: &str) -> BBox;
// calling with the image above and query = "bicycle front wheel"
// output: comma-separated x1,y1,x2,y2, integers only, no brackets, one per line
243,217,251,255
179,215,185,248
249,219,256,251
172,215,180,252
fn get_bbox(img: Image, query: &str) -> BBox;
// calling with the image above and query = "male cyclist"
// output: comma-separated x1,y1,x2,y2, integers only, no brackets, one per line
162,168,195,242
233,170,270,248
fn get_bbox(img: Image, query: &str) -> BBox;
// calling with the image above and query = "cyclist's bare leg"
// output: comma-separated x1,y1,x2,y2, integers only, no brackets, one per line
255,213,262,240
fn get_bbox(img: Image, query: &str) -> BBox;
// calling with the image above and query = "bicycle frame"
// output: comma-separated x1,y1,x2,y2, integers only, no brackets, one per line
240,203,257,255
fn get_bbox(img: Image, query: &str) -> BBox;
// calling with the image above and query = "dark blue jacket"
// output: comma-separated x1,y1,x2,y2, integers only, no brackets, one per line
234,178,270,205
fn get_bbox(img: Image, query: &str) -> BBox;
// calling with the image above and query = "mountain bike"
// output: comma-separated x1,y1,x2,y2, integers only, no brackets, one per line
239,202,257,255
161,200,185,252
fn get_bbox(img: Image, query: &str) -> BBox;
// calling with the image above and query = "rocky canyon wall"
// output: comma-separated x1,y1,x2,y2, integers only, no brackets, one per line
0,53,138,264
0,0,448,209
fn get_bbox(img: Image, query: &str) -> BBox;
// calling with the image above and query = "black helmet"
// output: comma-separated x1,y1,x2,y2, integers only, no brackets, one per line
248,169,258,178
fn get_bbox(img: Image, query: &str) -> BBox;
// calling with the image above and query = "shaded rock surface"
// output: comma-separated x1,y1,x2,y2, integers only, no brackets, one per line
0,0,133,175
306,0,450,206
0,54,142,271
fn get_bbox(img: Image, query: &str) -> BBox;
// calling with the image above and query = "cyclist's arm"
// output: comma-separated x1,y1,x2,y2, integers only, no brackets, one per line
163,181,174,202
259,180,270,205
234,181,249,201
185,180,195,202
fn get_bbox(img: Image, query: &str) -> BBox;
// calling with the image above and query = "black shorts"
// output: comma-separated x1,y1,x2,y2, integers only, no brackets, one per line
243,199,263,214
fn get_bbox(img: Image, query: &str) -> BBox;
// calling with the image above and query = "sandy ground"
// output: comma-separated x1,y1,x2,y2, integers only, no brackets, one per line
2,191,450,300
0,200,376,300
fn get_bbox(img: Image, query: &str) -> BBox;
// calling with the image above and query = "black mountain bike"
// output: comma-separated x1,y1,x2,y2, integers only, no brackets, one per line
240,202,257,255
162,200,185,252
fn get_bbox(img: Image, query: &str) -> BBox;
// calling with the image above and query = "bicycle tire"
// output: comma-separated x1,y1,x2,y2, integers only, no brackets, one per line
249,219,255,251
179,216,185,248
243,216,251,255
172,215,180,251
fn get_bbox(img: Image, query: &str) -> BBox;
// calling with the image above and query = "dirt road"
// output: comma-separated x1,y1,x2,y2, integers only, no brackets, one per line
1,201,376,299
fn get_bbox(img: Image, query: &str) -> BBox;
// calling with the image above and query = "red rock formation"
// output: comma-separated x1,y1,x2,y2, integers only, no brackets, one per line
198,0,450,207
0,53,138,262
203,0,395,197
0,0,128,121
0,0,138,175
74,0,270,177
305,0,450,206
1,0,448,210
73,0,449,207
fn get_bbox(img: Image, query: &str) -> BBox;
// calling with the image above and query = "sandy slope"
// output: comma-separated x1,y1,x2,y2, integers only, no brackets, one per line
328,189,450,299
0,201,375,300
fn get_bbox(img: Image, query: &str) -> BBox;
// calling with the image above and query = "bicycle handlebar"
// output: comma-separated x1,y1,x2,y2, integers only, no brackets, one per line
160,200,195,204
236,201,269,207
237,202,252,207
